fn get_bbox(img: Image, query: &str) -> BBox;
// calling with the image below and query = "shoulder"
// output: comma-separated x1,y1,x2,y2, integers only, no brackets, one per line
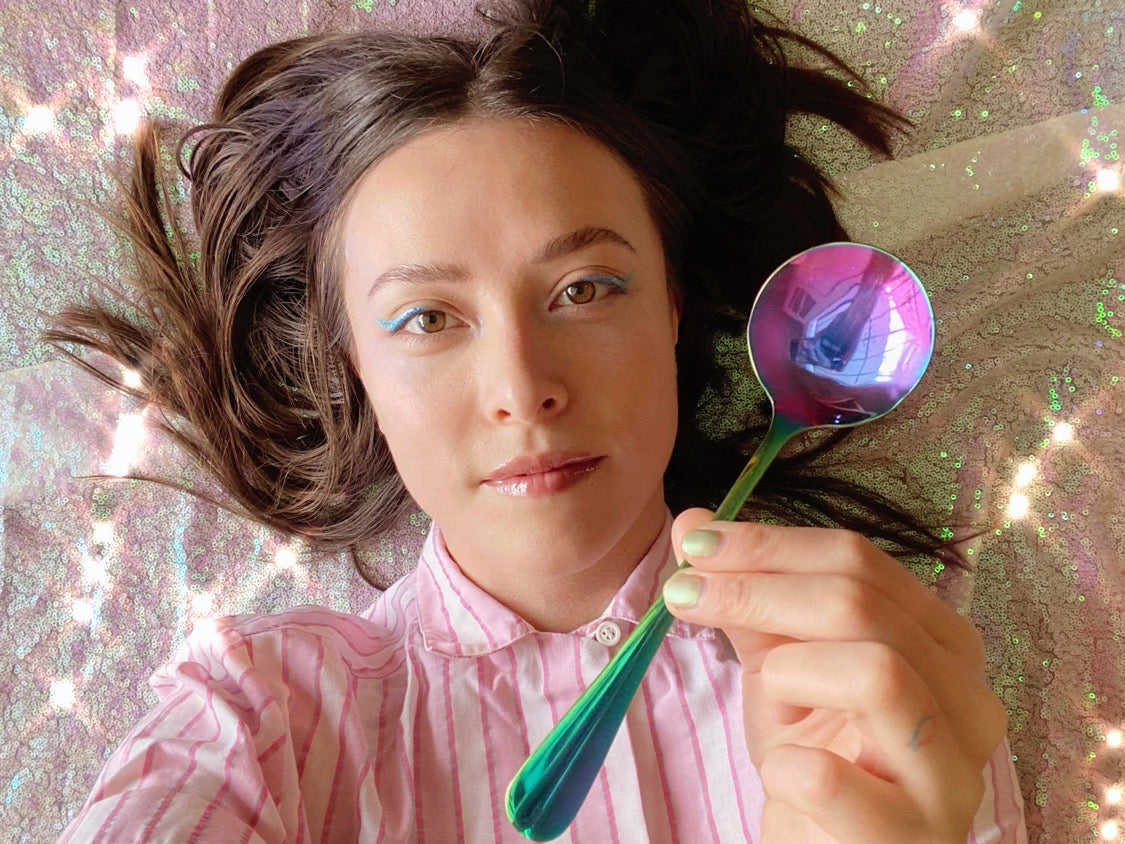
158,579,421,694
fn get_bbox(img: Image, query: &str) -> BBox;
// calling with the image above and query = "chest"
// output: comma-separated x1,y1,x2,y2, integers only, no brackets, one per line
358,631,764,842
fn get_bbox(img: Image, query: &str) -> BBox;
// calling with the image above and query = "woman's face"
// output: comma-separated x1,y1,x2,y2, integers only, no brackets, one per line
339,119,680,597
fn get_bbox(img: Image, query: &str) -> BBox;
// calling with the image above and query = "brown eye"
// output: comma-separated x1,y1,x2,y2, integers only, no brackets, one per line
563,280,597,305
414,311,447,333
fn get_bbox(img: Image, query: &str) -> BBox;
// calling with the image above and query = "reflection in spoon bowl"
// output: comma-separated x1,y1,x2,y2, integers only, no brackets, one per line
750,242,934,428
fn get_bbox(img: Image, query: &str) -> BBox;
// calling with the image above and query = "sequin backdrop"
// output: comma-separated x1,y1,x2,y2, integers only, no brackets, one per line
1,1,1121,841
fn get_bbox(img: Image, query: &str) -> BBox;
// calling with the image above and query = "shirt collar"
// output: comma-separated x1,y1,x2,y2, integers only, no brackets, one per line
414,511,718,658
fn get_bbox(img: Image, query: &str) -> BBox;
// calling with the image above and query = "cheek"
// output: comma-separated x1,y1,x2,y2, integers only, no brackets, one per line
357,360,425,450
607,327,679,439
358,355,468,477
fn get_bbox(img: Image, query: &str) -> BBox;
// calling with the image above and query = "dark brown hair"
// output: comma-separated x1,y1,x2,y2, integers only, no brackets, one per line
47,0,958,585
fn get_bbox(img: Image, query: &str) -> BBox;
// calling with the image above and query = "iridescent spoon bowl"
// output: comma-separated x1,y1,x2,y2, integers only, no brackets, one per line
506,242,936,841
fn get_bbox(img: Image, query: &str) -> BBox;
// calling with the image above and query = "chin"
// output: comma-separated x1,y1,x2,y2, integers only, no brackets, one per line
501,498,661,571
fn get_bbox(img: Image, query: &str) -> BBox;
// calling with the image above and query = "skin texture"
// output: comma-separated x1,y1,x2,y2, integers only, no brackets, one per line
339,119,680,632
338,117,1007,838
667,509,1009,842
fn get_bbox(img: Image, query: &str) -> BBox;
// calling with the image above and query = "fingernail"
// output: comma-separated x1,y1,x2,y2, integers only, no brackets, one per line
663,572,703,608
681,528,721,557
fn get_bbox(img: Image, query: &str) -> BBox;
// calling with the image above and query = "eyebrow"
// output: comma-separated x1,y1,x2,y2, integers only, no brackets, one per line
366,226,636,298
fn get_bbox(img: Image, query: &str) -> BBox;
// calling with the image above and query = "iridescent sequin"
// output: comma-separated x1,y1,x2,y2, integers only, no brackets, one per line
1,0,1123,840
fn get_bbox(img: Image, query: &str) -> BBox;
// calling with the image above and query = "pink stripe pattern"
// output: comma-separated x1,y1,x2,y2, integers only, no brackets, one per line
61,517,1027,842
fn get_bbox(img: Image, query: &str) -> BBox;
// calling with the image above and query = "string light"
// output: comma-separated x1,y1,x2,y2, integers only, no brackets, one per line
1052,421,1074,443
1096,169,1121,192
112,98,142,135
23,105,54,135
72,599,94,624
1014,461,1036,488
266,543,310,588
82,553,110,587
121,55,149,87
92,521,114,545
1107,786,1123,805
122,369,143,389
189,590,215,620
952,9,980,31
106,411,146,476
1007,493,1029,519
193,616,220,638
275,546,298,567
49,679,76,711
1108,729,1123,749
1102,820,1120,841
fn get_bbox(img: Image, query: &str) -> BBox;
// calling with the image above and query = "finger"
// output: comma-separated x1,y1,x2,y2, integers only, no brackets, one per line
670,517,983,664
666,566,1005,765
670,509,812,724
759,744,979,844
669,508,796,673
761,640,1005,776
670,507,718,563
663,559,1005,765
758,641,988,842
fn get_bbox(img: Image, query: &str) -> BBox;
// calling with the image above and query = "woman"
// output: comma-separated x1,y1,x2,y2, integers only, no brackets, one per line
53,0,1025,839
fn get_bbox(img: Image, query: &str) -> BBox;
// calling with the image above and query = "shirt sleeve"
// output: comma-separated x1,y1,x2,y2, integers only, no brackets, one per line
968,736,1029,844
59,617,321,844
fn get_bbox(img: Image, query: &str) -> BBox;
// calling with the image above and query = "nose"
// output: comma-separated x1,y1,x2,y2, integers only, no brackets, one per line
479,318,569,424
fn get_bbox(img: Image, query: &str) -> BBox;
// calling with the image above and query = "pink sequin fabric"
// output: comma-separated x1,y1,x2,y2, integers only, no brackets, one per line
1,1,1122,841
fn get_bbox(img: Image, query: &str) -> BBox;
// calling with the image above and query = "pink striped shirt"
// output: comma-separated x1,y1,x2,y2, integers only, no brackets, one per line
62,517,1027,842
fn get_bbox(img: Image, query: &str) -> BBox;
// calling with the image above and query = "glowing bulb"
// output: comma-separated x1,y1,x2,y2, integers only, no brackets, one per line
121,55,148,86
1107,785,1123,804
1007,493,1029,519
24,105,55,134
50,679,76,710
1108,729,1123,749
1097,169,1121,192
113,98,142,135
1053,421,1074,443
1014,461,1036,488
122,368,143,389
268,543,310,587
82,554,109,586
106,411,146,476
72,599,94,624
194,617,220,639
1102,819,1119,841
952,9,979,30
91,522,113,549
190,590,215,619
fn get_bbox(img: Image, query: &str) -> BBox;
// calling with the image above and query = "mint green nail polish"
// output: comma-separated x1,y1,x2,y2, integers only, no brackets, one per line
663,572,703,608
681,528,721,557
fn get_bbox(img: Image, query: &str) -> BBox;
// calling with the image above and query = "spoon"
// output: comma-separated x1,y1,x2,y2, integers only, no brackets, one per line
505,242,936,841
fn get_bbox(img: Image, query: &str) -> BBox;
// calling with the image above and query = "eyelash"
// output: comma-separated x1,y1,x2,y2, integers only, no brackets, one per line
555,273,633,307
377,272,633,335
377,306,440,334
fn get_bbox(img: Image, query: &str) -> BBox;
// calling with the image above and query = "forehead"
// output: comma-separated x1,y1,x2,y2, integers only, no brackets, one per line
339,118,659,268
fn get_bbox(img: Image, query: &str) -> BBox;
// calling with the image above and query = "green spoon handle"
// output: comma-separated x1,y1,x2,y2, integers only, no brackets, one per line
505,416,800,840
712,416,800,521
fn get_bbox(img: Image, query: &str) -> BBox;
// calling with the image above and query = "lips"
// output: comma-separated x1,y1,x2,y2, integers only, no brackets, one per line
482,452,604,498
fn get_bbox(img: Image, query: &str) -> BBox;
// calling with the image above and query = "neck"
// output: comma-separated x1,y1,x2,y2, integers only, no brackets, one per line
441,501,669,633
486,556,639,633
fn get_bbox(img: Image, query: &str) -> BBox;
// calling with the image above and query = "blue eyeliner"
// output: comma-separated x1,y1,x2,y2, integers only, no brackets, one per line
377,273,633,333
584,272,633,291
377,306,429,333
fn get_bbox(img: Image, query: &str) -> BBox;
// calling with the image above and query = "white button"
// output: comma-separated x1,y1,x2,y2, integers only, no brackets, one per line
594,621,622,646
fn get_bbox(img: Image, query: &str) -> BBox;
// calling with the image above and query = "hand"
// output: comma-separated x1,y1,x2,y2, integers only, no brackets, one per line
664,509,1008,843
